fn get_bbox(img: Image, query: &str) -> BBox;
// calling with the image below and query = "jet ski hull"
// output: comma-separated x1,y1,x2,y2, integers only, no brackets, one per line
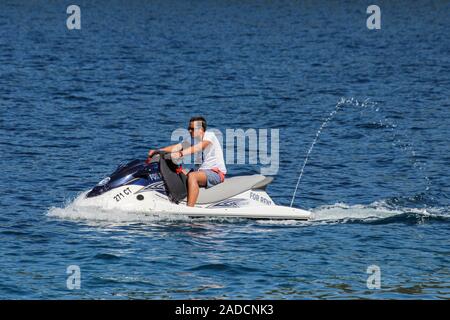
77,184,312,220
78,158,312,221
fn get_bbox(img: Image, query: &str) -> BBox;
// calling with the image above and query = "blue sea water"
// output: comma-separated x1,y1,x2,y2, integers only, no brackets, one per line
1,0,449,299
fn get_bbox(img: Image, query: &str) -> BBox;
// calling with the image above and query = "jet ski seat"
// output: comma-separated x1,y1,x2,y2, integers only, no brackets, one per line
194,175,273,204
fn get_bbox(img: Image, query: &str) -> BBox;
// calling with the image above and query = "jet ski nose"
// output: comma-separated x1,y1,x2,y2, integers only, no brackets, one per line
86,159,155,198
86,185,105,198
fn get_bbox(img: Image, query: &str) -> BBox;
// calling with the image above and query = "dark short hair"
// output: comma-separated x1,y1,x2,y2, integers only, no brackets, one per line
189,116,207,131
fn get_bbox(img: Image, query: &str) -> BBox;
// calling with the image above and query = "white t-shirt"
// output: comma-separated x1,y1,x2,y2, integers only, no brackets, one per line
182,131,227,174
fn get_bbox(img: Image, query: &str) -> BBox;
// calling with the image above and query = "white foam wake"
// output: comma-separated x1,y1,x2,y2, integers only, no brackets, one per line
47,192,448,225
310,201,402,222
310,200,449,223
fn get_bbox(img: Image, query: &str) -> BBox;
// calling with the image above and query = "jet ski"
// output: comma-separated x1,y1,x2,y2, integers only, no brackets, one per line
76,152,312,220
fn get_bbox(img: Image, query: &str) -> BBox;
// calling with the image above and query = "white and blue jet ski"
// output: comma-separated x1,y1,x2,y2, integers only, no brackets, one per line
76,153,312,220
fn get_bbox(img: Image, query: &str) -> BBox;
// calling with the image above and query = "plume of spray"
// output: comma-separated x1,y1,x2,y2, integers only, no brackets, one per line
290,97,376,207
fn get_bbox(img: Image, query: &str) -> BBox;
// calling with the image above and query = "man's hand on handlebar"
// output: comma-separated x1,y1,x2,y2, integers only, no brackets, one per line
146,149,158,163
148,149,157,158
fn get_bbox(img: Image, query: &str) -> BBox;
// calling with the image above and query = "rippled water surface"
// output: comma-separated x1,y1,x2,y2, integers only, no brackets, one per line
1,1,449,299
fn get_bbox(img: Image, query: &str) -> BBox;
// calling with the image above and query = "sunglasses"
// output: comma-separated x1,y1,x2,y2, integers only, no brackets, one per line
188,126,202,132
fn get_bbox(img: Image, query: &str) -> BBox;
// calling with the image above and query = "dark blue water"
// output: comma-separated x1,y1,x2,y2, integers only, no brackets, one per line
1,0,449,299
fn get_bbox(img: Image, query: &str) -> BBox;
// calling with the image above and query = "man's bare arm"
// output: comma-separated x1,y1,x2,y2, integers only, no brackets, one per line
160,143,182,153
148,143,182,158
180,140,211,157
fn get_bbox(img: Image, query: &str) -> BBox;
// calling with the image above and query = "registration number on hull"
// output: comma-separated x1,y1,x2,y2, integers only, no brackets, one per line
113,187,132,202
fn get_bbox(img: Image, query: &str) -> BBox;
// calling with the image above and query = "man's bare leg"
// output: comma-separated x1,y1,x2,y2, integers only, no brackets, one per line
187,171,207,207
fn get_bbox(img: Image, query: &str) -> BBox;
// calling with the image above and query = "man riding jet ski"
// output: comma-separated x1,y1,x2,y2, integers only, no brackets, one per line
79,117,312,220
148,116,226,207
